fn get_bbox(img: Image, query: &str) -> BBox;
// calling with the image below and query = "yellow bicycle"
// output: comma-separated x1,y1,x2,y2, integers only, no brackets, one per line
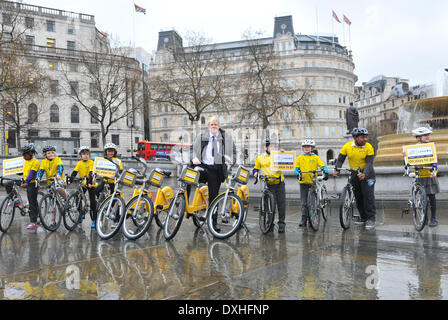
163,164,209,241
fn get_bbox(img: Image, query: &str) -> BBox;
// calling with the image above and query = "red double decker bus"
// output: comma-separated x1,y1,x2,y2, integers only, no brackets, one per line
137,141,192,161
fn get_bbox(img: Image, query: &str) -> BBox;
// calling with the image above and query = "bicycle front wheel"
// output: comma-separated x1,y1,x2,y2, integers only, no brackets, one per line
122,194,154,240
207,193,244,239
0,195,16,233
39,194,63,232
412,184,427,232
63,191,84,231
259,191,275,234
308,188,320,231
320,185,329,221
339,186,353,230
96,195,127,240
163,192,185,241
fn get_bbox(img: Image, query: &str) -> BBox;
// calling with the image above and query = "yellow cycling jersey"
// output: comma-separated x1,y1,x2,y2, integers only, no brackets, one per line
74,159,97,187
254,154,284,184
340,141,375,170
107,157,123,184
23,158,40,184
295,153,326,185
40,157,65,185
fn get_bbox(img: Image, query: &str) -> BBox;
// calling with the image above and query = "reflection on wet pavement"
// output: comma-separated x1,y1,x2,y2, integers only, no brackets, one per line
0,203,447,300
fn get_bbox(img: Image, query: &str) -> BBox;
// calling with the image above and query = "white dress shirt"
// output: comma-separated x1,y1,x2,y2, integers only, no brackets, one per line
203,133,219,165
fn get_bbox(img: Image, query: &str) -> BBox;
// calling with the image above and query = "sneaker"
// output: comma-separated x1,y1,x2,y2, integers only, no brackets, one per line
91,221,96,229
429,220,438,228
354,216,367,225
365,217,376,230
26,223,38,230
278,225,285,233
299,220,307,227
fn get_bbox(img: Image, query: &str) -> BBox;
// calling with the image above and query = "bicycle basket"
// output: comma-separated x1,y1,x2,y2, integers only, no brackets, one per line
234,166,250,185
148,169,164,188
119,170,137,187
179,167,200,185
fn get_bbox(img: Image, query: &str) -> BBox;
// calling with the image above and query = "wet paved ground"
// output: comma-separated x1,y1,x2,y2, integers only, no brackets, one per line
0,199,447,300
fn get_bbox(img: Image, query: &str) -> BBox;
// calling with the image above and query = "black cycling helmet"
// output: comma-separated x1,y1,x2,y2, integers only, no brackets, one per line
352,128,369,137
20,143,36,155
42,145,56,153
264,137,271,147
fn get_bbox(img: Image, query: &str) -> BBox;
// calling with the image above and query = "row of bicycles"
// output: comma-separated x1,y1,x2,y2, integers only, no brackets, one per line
0,156,432,238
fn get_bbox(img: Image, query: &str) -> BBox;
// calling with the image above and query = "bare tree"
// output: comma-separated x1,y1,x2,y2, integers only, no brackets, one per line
62,38,143,147
237,30,312,136
0,1,37,93
0,53,49,149
148,31,229,134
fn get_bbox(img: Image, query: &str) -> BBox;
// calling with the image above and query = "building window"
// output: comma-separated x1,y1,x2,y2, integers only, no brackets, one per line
50,131,60,138
47,20,55,32
112,135,119,146
67,24,76,35
7,130,16,148
71,105,79,123
46,38,55,48
25,17,34,29
67,41,75,51
50,104,59,123
91,106,99,124
50,80,59,95
71,131,80,148
70,81,78,96
29,130,39,138
90,83,98,98
2,13,12,26
91,132,99,148
28,104,38,122
49,61,57,70
69,63,78,73
25,35,34,49
325,127,330,137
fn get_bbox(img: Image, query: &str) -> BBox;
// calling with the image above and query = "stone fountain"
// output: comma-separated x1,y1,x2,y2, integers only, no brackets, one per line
375,96,448,166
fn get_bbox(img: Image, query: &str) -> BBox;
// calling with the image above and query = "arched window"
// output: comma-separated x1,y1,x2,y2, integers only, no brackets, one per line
71,105,79,123
327,150,334,163
50,104,59,123
91,106,99,124
28,104,38,122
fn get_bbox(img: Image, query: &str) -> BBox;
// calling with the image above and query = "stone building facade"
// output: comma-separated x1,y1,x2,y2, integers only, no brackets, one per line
0,1,145,157
149,15,357,164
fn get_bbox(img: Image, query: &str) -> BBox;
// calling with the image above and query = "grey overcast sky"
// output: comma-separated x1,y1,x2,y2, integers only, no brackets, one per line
26,0,448,86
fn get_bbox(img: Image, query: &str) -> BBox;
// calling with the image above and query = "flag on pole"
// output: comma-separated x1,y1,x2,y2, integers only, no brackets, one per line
332,10,341,23
343,14,352,25
134,3,146,15
100,31,109,37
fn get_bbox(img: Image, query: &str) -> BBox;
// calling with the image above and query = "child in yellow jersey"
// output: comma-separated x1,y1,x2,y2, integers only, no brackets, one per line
36,146,67,201
67,146,97,229
15,144,40,230
295,140,329,227
411,127,440,227
96,143,123,195
253,138,287,233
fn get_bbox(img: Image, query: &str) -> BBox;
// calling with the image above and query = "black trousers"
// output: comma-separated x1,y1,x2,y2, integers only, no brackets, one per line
82,186,97,220
351,173,376,220
268,181,286,227
27,183,39,224
5,180,39,223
